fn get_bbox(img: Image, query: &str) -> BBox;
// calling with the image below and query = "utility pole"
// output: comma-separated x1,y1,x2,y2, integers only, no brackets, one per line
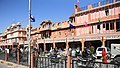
28,0,31,67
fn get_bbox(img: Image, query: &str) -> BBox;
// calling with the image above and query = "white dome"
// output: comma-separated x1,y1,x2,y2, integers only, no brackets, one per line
12,24,16,27
7,26,10,29
17,22,21,25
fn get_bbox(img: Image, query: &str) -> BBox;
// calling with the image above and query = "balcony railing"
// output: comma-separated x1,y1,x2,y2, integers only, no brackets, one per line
80,6,88,11
99,0,114,6
79,0,117,11
92,2,99,8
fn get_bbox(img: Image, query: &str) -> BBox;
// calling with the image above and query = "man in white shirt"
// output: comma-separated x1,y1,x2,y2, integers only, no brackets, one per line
5,48,9,61
5,48,9,54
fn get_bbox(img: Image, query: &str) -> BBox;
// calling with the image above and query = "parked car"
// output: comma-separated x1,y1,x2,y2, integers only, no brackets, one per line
96,47,110,59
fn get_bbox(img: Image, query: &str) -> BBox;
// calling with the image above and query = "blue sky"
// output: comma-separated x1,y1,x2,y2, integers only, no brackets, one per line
0,0,102,33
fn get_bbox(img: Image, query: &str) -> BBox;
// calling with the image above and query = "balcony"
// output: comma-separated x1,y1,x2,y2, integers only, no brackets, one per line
7,34,27,39
78,0,119,12
90,14,119,24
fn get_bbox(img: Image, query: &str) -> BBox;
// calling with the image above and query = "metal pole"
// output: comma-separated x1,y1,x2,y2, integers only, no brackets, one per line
28,0,31,67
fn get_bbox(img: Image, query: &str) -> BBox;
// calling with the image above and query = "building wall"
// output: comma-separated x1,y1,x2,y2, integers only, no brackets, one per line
0,23,27,46
0,0,120,48
75,1,120,36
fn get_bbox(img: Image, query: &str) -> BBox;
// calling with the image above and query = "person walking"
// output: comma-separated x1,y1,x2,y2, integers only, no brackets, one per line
90,46,94,54
5,47,9,61
102,48,107,63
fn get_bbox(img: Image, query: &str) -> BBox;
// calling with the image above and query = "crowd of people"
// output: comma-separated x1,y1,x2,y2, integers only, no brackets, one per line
0,45,29,62
45,45,95,60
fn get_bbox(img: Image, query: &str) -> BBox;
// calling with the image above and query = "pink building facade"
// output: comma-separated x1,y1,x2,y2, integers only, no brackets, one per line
0,0,120,52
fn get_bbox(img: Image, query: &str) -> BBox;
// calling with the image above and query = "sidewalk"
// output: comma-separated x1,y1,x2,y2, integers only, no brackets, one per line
0,60,28,68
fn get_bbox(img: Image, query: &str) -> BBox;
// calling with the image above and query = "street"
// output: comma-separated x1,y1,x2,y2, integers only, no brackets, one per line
0,63,12,68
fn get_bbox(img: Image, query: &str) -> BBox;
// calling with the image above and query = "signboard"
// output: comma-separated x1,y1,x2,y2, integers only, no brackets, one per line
105,36,120,39
68,37,82,42
68,38,74,42
45,39,53,43
44,37,82,43
54,39,66,43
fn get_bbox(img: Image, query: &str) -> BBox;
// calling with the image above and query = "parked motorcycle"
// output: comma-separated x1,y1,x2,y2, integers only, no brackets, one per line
48,52,66,63
77,54,96,68
77,48,97,68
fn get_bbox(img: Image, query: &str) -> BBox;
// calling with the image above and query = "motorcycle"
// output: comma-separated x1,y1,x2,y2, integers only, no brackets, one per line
77,54,96,68
77,48,97,68
48,52,66,63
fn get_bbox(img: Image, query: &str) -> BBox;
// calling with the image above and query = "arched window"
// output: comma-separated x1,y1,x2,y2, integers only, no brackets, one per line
58,22,61,26
53,24,56,27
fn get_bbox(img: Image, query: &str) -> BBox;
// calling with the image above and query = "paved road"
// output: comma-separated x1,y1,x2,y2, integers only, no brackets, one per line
0,63,28,68
0,63,12,68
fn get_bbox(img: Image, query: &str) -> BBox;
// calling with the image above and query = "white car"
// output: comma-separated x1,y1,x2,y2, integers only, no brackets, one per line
96,47,109,58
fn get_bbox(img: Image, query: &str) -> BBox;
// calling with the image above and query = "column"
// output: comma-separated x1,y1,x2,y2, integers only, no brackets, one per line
114,20,116,32
81,39,85,52
67,49,71,68
66,37,69,49
34,51,38,68
44,39,46,52
31,52,34,68
102,39,106,47
5,50,7,61
53,38,56,48
101,36,106,47
65,36,69,57
65,35,71,68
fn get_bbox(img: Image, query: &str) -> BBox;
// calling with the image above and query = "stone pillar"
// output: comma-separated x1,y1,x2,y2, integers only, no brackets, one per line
34,51,38,68
44,39,46,52
101,36,106,47
67,49,71,68
81,39,85,52
102,40,106,47
65,35,71,68
5,50,8,61
66,37,69,49
53,38,56,48
114,20,116,32
31,52,34,68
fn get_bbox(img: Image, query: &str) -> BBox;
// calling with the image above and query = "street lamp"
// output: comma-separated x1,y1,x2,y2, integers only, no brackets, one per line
28,0,31,67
